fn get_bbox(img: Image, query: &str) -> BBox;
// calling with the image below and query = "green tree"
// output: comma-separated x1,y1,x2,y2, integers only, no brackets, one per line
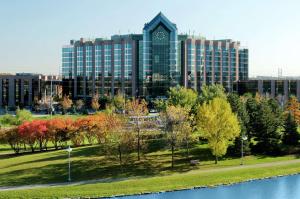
227,93,250,156
251,99,284,155
16,109,33,125
282,113,299,146
168,86,198,111
196,97,240,164
112,93,126,111
198,84,227,104
0,114,17,126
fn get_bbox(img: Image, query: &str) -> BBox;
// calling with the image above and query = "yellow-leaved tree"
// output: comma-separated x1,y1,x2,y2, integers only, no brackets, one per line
196,97,240,164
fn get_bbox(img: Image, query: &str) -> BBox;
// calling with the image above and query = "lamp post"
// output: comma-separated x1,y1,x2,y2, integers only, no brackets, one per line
241,134,248,165
66,145,72,182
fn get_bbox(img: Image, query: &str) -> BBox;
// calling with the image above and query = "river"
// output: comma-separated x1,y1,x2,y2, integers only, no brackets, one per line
111,174,300,199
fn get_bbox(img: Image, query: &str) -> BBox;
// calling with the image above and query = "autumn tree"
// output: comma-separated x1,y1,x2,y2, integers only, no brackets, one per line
161,105,190,168
47,118,73,149
32,120,48,151
0,127,21,153
105,114,134,166
196,97,240,164
286,96,300,125
126,98,148,161
61,95,73,114
87,113,107,144
91,93,100,111
75,99,85,113
18,121,36,152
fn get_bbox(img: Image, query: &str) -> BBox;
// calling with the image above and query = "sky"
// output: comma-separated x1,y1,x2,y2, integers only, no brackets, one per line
0,0,300,77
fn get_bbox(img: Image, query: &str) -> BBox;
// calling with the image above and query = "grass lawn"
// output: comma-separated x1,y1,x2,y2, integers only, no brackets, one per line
1,162,300,198
0,144,300,198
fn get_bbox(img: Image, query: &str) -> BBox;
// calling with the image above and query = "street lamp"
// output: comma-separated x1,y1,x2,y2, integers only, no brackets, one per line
66,145,72,182
241,134,248,165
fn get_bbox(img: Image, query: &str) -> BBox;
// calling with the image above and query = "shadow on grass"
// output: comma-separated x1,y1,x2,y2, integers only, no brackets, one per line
0,149,209,187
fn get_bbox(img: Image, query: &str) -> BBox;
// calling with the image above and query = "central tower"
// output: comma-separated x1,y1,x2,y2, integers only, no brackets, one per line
141,12,179,97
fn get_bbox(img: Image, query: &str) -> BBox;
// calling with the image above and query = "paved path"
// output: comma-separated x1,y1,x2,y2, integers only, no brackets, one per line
1,159,300,192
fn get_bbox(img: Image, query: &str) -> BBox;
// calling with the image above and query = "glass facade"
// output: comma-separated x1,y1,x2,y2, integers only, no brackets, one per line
61,13,249,99
62,46,74,79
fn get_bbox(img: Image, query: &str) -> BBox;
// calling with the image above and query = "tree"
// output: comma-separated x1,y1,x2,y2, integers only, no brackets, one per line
61,95,73,114
198,84,227,104
0,114,18,126
112,93,126,111
105,114,134,166
75,99,85,113
161,105,190,168
91,93,100,111
282,113,300,146
47,118,72,149
16,109,33,125
167,86,198,112
286,96,300,125
227,93,250,156
0,127,21,153
18,120,48,152
18,121,36,152
251,98,284,155
126,98,148,161
196,97,240,164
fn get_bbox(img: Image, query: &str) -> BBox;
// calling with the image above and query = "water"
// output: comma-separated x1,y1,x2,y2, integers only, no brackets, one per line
112,174,300,199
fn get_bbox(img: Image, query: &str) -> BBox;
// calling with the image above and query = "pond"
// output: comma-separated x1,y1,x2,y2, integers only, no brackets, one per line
110,174,300,199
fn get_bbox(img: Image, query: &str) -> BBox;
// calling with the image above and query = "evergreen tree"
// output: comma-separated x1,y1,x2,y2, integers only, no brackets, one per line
282,113,299,146
252,99,284,155
227,93,250,156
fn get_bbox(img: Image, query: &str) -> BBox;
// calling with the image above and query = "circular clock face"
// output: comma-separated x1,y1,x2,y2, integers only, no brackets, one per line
155,31,167,40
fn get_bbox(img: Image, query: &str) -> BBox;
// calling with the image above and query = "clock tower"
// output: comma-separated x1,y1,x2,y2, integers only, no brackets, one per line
141,12,180,97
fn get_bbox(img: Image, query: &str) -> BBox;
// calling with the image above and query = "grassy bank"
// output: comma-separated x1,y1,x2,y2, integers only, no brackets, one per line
1,162,300,198
0,144,298,187
1,144,300,198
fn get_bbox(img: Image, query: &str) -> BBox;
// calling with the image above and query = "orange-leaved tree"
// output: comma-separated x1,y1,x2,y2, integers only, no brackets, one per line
286,96,300,125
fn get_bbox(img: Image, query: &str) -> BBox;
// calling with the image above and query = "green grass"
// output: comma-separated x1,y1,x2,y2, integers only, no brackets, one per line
0,144,300,198
0,144,298,187
1,162,300,198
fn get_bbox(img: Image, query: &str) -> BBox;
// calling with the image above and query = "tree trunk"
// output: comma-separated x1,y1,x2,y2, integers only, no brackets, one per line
31,145,34,153
171,144,174,168
118,144,122,166
54,136,58,150
186,139,189,158
137,128,140,161
39,138,43,151
215,156,218,164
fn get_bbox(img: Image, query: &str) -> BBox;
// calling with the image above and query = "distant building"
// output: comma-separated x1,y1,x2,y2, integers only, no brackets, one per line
233,77,300,104
61,12,248,99
0,73,61,109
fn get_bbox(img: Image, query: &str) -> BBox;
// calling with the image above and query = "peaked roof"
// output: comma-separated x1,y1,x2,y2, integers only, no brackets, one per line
143,12,177,31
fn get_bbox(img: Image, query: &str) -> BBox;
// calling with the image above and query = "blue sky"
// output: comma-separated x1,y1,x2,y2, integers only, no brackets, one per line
0,0,300,77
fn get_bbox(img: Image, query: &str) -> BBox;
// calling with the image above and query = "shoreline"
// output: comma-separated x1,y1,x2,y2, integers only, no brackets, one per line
103,172,300,199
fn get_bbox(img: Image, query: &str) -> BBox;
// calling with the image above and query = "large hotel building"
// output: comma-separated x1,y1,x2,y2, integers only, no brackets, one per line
62,13,249,99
